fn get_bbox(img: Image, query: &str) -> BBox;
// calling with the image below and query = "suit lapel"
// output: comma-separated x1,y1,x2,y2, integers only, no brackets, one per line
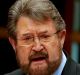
61,57,76,75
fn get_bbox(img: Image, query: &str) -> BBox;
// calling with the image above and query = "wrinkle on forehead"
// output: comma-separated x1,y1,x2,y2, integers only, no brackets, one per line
16,16,57,35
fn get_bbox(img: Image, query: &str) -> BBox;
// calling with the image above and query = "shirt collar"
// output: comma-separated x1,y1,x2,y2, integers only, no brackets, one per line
53,51,67,75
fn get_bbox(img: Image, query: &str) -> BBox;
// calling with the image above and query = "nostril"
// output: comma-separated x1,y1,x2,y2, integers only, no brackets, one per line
32,45,44,51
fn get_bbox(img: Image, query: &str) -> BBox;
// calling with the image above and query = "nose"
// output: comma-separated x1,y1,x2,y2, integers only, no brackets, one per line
32,37,44,52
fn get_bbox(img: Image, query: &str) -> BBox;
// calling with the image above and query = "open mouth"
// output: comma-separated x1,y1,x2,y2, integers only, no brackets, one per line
30,55,48,62
32,56,46,62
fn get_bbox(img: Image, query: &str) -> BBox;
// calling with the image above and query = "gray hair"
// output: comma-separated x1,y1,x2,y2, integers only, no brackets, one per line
7,0,66,39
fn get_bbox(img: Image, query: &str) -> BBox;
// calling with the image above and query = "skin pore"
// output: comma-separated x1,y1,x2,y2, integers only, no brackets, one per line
9,16,66,75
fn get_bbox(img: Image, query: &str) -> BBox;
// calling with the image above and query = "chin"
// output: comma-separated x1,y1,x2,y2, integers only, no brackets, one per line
28,61,49,75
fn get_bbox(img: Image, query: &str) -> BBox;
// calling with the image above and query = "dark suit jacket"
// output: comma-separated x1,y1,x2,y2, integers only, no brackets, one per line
5,57,80,75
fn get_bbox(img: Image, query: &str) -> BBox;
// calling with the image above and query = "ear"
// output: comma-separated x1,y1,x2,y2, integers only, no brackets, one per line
9,37,16,52
58,29,66,48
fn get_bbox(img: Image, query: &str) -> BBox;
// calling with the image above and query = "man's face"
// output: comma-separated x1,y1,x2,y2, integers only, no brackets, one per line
9,16,66,75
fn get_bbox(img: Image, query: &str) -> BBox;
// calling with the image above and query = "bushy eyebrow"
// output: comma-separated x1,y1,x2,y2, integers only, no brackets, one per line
22,31,48,35
21,30,49,38
21,33,33,38
38,31,48,35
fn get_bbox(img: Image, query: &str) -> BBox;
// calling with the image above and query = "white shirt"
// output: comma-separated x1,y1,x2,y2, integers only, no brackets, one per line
53,51,67,75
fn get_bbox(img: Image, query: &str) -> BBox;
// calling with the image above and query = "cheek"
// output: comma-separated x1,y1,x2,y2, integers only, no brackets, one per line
15,45,31,65
44,39,62,62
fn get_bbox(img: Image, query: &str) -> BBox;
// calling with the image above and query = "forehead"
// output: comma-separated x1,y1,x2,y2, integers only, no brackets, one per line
16,16,57,34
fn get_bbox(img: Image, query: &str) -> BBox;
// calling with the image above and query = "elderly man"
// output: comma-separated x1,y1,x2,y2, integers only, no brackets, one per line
5,0,80,75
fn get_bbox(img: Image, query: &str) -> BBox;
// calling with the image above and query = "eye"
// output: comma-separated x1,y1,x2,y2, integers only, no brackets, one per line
40,35,50,39
19,34,34,45
25,36,33,40
43,35,49,38
22,35,33,41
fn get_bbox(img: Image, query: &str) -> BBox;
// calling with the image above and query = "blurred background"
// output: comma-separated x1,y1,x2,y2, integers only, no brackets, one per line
0,0,80,74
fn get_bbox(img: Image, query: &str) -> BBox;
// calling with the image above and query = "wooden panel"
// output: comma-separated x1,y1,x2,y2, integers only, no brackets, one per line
72,32,80,43
64,0,74,54
0,27,8,39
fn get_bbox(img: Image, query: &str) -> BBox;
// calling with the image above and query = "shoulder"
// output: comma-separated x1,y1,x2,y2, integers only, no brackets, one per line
62,57,80,75
4,69,24,75
76,63,80,74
